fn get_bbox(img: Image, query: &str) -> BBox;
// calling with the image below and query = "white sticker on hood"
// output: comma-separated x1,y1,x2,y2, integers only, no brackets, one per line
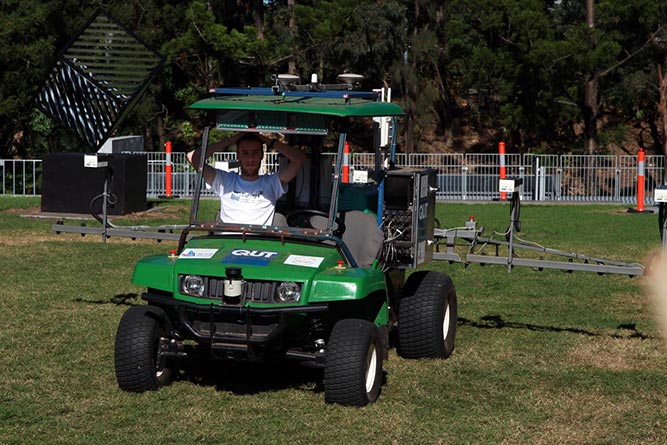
178,248,218,259
284,254,325,268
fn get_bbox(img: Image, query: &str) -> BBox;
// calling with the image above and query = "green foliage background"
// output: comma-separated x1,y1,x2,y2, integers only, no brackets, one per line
0,0,666,157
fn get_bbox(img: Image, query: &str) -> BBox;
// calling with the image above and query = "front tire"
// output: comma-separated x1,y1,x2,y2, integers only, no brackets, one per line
114,305,173,392
397,271,457,359
324,319,383,406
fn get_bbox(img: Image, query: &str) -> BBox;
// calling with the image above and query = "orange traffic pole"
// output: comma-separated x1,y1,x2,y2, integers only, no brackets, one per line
165,141,173,198
342,141,350,183
499,141,507,200
637,148,645,212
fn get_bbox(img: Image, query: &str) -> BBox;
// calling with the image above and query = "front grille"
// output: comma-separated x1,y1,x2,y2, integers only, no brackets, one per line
207,278,278,303
179,275,289,303
179,274,304,304
192,320,278,339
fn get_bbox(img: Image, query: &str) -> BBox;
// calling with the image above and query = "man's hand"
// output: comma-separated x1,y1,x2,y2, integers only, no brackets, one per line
186,132,244,184
264,136,306,184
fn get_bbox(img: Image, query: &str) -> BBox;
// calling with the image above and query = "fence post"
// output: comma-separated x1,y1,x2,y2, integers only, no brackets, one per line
637,148,645,212
342,141,350,183
626,148,653,213
462,165,468,200
499,141,507,200
534,157,540,201
165,141,173,197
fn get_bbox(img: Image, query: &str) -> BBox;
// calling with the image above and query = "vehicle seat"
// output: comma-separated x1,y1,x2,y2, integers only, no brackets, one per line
341,211,383,268
272,212,287,227
307,211,383,268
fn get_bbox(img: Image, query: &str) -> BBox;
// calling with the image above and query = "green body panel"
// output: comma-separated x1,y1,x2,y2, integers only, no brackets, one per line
132,255,176,292
132,236,388,308
189,96,404,118
310,267,386,302
374,301,389,326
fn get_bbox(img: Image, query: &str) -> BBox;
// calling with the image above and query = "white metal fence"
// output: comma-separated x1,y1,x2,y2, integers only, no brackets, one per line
0,159,42,195
2,152,664,205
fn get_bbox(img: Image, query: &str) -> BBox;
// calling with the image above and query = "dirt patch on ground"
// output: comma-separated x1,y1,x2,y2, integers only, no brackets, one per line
2,207,40,215
0,231,171,246
521,391,641,445
566,336,664,371
0,233,65,245
116,204,190,221
4,204,190,221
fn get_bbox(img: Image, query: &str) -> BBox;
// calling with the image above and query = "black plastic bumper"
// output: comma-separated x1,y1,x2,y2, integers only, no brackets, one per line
142,292,328,351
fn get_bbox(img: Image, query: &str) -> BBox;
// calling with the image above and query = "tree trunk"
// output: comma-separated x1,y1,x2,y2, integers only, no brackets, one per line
432,61,453,145
647,116,662,153
658,63,667,157
583,75,599,154
405,113,415,153
254,0,264,40
288,0,297,75
10,128,25,159
583,0,599,154
154,113,166,153
586,0,595,28
657,62,667,185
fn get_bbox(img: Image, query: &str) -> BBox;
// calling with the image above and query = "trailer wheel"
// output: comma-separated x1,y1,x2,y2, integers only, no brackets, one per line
324,319,383,406
114,305,173,392
398,271,457,359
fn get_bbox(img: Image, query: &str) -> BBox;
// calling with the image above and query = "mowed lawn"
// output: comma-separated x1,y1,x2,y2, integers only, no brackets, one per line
0,196,665,444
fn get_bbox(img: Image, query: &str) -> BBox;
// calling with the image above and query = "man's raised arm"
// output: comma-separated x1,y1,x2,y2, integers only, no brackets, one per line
264,138,306,184
186,133,242,184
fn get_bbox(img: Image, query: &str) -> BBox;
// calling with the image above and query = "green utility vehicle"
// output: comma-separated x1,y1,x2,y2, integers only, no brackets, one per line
114,75,458,406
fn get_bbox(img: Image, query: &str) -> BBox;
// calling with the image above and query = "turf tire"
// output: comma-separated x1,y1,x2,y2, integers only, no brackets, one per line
114,305,172,392
397,271,457,359
324,319,383,406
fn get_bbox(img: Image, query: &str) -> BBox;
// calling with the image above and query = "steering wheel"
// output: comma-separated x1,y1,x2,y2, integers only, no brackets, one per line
286,209,346,237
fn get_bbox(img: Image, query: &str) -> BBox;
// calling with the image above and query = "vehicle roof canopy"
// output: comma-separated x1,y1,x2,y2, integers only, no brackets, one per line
189,88,404,135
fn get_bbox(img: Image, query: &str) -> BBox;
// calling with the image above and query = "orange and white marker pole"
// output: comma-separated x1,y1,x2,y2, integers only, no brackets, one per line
165,141,173,198
342,141,350,183
499,141,507,200
636,147,645,212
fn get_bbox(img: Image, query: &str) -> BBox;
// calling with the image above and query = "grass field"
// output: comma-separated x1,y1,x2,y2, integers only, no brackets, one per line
1,196,665,444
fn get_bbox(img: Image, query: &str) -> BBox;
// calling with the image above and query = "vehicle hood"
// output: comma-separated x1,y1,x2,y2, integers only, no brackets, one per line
174,236,342,282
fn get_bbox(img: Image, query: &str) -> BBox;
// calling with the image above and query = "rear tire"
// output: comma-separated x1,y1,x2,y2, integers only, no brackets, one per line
397,271,457,359
114,305,173,392
324,319,383,406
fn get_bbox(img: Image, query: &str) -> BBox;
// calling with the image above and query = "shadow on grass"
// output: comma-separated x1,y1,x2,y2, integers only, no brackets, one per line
459,315,653,339
75,293,141,306
175,357,323,396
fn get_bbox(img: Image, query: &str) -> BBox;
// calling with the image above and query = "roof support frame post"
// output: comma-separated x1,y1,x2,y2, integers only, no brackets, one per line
329,119,349,233
190,127,210,226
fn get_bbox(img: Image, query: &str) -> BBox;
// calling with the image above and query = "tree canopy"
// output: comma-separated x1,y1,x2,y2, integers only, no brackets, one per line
1,0,665,158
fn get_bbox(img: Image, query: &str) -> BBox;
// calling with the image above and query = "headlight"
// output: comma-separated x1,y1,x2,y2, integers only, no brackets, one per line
276,282,301,302
182,275,205,297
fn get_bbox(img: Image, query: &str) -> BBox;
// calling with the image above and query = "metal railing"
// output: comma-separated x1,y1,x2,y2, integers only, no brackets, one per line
0,159,42,195
2,152,664,205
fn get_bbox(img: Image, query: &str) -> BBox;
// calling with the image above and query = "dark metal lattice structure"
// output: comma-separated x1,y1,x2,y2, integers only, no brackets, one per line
37,9,164,151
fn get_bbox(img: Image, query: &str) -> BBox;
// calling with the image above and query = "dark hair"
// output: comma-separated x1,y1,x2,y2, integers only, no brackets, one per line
237,132,264,148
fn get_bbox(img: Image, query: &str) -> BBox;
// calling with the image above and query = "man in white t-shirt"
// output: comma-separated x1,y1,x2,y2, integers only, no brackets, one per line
187,132,306,225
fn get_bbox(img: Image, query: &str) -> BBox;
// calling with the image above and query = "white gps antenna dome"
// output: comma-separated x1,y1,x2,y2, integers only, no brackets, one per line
274,73,301,87
337,73,365,84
